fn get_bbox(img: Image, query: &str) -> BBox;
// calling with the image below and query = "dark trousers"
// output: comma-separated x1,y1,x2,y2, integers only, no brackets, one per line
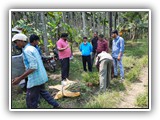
82,55,92,72
60,57,70,80
26,84,59,108
91,52,97,68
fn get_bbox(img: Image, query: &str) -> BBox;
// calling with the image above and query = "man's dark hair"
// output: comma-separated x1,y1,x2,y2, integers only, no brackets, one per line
61,33,68,38
29,34,40,43
112,30,118,35
94,31,98,34
99,34,104,38
83,37,87,39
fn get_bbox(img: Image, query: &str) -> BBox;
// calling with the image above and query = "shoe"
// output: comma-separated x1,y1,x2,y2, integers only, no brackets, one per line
114,75,118,78
119,77,124,83
61,79,67,86
53,105,63,109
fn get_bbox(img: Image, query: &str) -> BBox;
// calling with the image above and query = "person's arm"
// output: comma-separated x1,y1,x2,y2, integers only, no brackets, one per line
118,38,124,60
95,56,98,66
91,39,93,46
12,69,35,85
56,41,69,51
95,55,100,71
79,44,82,52
57,45,69,51
105,41,109,53
90,43,93,53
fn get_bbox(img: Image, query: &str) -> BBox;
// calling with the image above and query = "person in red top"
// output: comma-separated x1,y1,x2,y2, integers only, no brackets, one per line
56,33,71,81
96,34,109,55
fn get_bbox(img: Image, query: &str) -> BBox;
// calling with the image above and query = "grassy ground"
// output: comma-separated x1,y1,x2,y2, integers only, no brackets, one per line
11,39,149,109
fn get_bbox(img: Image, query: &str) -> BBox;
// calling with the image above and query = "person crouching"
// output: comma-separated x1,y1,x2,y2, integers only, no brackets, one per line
95,51,113,92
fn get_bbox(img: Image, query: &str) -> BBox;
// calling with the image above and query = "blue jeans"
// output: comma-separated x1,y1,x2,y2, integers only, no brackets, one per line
113,57,124,78
26,84,59,108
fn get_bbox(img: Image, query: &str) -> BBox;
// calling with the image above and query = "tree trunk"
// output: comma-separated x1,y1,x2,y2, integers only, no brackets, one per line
108,12,113,48
35,12,39,30
92,12,96,31
97,13,101,33
12,12,16,27
82,12,87,36
40,12,49,55
70,12,73,27
103,12,106,37
114,12,117,30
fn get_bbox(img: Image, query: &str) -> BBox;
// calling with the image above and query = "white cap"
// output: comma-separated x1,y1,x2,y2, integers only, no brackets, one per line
12,33,28,42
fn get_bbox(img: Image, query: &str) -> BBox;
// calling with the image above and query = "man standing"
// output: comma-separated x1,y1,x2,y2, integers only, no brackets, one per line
56,33,71,81
96,34,109,55
111,30,125,82
23,34,42,92
79,37,93,72
95,51,113,92
91,31,98,67
12,33,60,108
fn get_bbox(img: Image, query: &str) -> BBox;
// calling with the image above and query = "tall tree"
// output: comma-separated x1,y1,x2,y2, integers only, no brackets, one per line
92,12,96,31
108,12,113,48
40,12,49,55
82,12,87,36
114,12,117,30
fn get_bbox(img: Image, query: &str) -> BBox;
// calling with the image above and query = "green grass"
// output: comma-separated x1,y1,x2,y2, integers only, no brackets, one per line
84,91,120,108
125,55,148,83
81,71,99,85
135,90,148,108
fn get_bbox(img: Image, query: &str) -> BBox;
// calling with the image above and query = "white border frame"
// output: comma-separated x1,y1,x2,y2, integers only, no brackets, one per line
9,9,151,111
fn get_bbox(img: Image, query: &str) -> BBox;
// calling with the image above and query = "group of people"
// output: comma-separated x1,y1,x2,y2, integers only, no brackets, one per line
11,29,124,109
78,30,125,92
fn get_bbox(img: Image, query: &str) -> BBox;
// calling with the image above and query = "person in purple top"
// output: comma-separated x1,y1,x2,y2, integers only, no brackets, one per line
96,34,109,55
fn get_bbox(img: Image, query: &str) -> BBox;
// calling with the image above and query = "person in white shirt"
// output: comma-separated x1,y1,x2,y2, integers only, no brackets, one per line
95,51,113,92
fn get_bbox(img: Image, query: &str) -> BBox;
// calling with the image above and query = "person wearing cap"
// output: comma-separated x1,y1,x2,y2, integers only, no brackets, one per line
56,33,71,81
96,34,109,55
79,37,93,72
111,30,125,82
95,51,113,92
12,33,61,109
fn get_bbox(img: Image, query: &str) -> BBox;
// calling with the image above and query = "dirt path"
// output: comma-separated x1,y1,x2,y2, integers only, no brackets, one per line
118,67,148,108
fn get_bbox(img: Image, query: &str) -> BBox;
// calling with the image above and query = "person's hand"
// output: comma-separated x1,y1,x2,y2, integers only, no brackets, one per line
65,45,70,49
117,55,121,61
12,77,21,85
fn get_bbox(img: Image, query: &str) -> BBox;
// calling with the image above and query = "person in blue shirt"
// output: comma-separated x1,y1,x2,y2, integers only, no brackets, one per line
12,33,61,109
111,30,125,82
22,34,42,92
79,37,93,72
